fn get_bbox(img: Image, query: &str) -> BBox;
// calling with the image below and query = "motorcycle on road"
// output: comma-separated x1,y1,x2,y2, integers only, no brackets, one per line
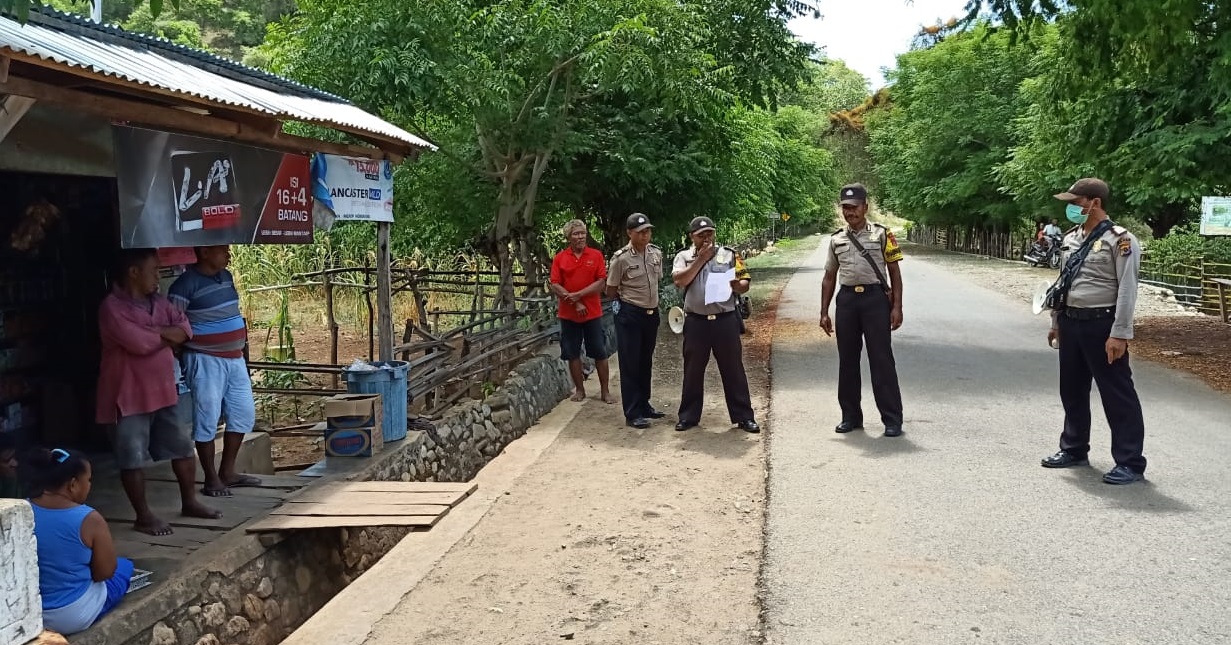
1023,233,1062,269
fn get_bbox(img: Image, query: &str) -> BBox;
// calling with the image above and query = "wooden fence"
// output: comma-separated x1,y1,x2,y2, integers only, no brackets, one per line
1138,258,1231,319
907,224,1033,260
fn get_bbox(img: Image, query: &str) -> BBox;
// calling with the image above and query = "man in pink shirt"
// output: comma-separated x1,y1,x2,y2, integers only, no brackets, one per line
97,248,220,536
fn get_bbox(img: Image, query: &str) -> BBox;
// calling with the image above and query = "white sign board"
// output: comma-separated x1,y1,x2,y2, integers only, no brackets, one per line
311,154,395,222
1200,196,1231,236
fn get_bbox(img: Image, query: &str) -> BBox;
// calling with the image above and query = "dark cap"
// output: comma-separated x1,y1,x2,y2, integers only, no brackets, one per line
839,183,868,206
625,213,654,232
1054,178,1109,202
688,217,717,234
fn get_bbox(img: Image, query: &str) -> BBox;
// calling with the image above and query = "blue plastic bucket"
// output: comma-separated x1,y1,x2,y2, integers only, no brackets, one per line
342,361,409,443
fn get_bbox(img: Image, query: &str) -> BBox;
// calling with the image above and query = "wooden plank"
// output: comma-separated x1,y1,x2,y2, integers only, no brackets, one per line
246,515,438,533
272,504,450,517
377,222,395,361
286,492,467,506
314,481,477,494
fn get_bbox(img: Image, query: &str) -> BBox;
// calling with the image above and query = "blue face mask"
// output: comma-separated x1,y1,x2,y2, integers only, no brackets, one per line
1065,203,1088,225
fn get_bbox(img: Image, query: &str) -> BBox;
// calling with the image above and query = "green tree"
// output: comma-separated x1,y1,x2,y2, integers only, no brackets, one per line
866,24,1037,229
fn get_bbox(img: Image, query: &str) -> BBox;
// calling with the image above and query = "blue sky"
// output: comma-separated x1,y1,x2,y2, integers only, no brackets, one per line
789,0,973,88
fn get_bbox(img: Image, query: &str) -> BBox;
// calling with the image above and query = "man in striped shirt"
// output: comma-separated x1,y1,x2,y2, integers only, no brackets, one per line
169,245,262,497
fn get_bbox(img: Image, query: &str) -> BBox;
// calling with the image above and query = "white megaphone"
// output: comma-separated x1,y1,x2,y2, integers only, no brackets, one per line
668,306,686,334
1031,279,1053,315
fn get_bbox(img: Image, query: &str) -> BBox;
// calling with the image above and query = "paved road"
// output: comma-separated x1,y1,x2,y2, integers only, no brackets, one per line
764,240,1231,644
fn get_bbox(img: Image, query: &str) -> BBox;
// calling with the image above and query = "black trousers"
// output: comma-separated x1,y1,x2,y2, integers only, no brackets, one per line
835,286,903,426
1057,314,1147,472
615,302,659,420
678,311,754,424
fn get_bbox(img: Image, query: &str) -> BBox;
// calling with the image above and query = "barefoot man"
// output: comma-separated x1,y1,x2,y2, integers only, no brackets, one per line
549,220,616,404
97,248,220,535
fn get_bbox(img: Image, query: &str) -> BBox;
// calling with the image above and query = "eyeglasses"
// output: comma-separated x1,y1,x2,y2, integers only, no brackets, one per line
51,448,70,463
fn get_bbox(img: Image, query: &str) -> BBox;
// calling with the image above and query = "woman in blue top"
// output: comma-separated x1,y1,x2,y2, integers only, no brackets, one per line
23,448,133,634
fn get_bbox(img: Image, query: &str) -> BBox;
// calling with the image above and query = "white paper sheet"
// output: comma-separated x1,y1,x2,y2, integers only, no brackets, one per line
704,269,736,304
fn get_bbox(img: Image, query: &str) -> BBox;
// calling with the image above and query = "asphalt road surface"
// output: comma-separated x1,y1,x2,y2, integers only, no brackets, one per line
764,241,1231,644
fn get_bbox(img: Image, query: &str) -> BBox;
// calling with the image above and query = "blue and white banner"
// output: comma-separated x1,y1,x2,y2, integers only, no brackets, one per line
310,154,395,223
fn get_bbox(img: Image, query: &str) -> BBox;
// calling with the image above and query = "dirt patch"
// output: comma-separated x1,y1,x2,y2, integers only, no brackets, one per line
360,239,821,645
1132,316,1231,392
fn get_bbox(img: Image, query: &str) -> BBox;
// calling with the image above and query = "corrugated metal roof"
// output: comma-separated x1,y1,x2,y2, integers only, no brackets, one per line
0,8,435,152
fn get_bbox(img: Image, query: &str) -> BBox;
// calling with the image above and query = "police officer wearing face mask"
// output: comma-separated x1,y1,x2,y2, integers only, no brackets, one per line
819,183,905,437
672,216,759,433
1039,178,1148,485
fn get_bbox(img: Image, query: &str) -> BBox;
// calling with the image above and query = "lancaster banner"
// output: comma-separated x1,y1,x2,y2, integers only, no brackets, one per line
114,126,313,248
310,153,395,223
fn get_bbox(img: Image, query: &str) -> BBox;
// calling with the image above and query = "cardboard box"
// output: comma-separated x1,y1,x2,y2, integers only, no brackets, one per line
323,394,383,457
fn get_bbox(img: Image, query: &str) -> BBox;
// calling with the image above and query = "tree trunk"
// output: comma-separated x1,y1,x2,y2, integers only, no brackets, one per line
1147,203,1188,238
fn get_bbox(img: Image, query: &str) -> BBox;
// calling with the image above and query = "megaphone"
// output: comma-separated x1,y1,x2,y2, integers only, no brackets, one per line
668,306,685,334
1031,279,1053,315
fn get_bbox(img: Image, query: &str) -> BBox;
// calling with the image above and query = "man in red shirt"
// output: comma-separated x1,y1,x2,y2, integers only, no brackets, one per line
97,248,220,536
550,220,615,404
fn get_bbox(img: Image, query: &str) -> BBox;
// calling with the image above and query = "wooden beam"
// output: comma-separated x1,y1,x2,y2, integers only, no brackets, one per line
0,75,402,160
377,221,395,361
0,95,35,144
0,55,10,84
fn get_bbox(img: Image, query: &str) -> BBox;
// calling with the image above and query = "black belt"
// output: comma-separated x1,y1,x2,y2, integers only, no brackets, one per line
619,300,658,315
1064,306,1116,320
686,310,735,321
840,284,884,294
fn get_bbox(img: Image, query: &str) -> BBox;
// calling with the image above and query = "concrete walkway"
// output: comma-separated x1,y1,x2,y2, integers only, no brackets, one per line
764,241,1231,644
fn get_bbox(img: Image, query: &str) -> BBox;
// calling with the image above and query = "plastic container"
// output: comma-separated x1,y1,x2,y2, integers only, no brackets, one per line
343,361,409,443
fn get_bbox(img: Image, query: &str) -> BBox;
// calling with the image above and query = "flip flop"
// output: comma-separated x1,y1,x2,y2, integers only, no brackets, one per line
200,487,232,498
223,475,262,488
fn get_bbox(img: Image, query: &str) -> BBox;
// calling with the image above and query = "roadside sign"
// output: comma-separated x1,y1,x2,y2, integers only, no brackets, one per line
769,213,782,220
1201,197,1231,236
781,213,791,222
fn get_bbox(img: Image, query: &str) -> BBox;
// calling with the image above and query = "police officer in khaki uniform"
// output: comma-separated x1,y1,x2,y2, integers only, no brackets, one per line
819,183,905,437
1040,178,1147,485
672,216,759,433
606,213,665,429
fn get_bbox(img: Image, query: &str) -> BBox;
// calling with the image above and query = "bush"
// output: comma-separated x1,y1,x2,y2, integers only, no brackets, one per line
1144,223,1231,267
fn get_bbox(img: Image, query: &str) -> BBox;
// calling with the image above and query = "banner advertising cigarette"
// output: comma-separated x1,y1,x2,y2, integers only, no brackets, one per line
310,153,395,222
114,126,313,248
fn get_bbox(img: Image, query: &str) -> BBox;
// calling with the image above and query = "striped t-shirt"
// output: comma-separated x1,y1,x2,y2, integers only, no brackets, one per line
168,267,247,358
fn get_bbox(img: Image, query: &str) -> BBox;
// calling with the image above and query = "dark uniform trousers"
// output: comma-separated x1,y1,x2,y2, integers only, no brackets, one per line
1057,311,1147,472
679,311,754,424
615,301,659,421
835,285,903,426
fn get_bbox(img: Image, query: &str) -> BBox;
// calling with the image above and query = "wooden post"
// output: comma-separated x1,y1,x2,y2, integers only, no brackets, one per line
324,271,339,387
377,222,395,362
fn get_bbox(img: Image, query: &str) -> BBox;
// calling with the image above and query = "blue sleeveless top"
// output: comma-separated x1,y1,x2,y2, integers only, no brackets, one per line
30,502,96,609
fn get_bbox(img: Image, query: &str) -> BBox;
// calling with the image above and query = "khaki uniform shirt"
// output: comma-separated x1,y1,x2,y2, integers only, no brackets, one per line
673,246,751,315
607,243,663,309
1056,224,1141,339
825,223,903,286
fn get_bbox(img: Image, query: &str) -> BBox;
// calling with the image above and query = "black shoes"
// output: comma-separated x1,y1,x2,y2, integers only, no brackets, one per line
645,407,667,419
883,425,902,438
1102,465,1144,485
737,420,760,433
626,417,650,429
1040,450,1089,468
675,420,698,432
835,421,862,433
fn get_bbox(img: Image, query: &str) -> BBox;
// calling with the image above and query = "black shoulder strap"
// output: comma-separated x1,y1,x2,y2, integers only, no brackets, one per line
845,231,890,290
1046,219,1115,309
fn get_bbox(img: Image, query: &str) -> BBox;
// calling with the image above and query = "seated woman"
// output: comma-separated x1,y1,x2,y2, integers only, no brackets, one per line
23,448,133,635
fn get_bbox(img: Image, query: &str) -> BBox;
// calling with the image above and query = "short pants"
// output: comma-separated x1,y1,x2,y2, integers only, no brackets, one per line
560,318,610,362
113,396,196,470
182,352,256,443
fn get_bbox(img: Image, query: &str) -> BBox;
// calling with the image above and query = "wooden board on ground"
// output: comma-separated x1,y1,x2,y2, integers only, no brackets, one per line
272,504,450,517
245,481,476,533
142,468,309,490
246,515,440,531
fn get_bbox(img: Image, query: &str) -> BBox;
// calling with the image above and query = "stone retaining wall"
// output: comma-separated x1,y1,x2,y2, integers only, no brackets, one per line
76,352,571,645
1,500,41,645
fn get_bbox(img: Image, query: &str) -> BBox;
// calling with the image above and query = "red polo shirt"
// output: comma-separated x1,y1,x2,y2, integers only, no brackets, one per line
550,246,606,322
